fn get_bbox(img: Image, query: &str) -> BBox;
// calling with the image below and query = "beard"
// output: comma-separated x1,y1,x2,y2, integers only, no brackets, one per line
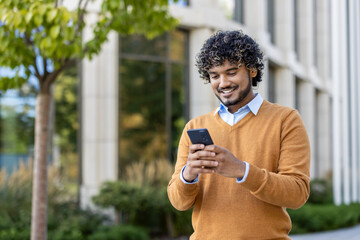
215,72,252,108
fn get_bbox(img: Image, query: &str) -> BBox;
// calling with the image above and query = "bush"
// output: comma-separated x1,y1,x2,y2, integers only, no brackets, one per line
288,203,360,234
307,179,333,204
92,180,192,238
89,225,149,240
0,161,107,239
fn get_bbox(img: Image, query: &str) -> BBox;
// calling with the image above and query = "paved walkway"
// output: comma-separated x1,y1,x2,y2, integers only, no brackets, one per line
290,224,360,240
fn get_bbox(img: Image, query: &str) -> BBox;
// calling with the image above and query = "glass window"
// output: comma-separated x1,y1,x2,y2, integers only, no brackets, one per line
295,77,302,112
294,0,299,60
234,0,245,24
53,67,79,191
313,0,318,67
119,30,189,171
0,66,79,194
267,0,276,44
218,0,244,23
0,88,35,173
268,65,276,103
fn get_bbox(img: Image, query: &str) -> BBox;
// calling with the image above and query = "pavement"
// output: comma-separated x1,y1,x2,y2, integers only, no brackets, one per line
290,224,360,240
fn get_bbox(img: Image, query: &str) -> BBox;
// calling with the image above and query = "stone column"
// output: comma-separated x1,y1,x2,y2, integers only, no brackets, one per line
348,0,359,202
80,11,119,210
189,28,217,119
273,0,296,109
245,0,269,100
275,69,295,108
338,0,351,205
297,81,316,179
316,92,331,178
330,0,342,205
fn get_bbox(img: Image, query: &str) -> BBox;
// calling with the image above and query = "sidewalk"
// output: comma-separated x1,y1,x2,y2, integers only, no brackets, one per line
290,224,360,240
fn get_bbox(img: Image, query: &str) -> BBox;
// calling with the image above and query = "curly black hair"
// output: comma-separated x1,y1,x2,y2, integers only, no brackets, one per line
195,30,264,86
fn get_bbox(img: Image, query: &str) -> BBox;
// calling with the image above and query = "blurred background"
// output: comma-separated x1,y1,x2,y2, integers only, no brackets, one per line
1,0,360,239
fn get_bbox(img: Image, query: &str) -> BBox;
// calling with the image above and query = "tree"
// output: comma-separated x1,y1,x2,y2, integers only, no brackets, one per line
0,0,178,239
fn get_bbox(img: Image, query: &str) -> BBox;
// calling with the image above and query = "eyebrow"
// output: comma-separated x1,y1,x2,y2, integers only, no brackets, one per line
208,67,239,75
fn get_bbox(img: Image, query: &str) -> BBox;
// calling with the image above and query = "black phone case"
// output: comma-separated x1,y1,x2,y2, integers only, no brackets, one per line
187,128,214,145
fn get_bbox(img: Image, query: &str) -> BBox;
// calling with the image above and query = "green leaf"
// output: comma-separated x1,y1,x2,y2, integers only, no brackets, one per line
25,12,33,23
38,4,47,16
0,76,27,91
34,14,42,26
49,25,60,39
61,10,70,23
40,37,52,49
13,13,22,28
47,9,57,22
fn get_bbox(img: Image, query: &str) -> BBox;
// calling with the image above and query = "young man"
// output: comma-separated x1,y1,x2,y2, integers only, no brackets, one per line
167,30,310,239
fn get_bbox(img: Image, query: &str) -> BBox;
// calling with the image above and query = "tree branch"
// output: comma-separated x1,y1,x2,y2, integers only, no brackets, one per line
24,32,33,46
82,17,114,56
78,0,84,9
43,57,48,79
33,60,42,83
43,58,78,92
75,0,90,34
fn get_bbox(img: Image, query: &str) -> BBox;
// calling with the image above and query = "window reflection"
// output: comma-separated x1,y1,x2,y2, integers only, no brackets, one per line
119,30,189,171
0,67,79,192
218,0,244,23
0,89,35,173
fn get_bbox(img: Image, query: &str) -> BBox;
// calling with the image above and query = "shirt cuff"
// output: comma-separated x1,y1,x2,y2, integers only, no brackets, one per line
236,162,250,183
180,165,199,184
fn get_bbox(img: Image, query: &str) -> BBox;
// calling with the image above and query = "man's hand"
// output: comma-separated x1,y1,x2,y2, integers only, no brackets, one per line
183,144,218,182
183,144,246,182
204,144,246,179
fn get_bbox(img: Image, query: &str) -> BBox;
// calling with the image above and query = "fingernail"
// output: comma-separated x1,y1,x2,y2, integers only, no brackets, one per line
214,161,218,166
211,152,215,156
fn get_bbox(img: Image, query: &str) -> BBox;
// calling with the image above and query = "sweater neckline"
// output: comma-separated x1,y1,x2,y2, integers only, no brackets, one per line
213,109,254,132
212,100,268,132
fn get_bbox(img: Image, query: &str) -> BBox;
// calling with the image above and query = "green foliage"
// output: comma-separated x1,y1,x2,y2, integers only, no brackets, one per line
0,160,107,239
47,202,107,240
92,180,192,237
288,203,360,234
307,178,333,204
54,67,78,152
88,225,149,240
0,92,35,154
0,0,178,91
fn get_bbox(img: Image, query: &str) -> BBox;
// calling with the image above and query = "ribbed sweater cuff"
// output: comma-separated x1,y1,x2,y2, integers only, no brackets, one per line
174,175,199,196
240,163,267,193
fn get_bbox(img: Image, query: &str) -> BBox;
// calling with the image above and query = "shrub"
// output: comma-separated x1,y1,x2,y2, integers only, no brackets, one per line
0,160,106,239
308,178,333,204
93,160,193,238
89,225,149,240
92,180,192,237
288,203,360,234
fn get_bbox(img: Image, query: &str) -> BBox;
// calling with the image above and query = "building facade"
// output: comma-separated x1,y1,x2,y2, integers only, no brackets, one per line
79,0,360,207
0,0,358,207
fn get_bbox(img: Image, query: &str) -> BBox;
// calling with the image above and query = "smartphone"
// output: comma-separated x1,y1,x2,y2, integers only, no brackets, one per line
187,128,214,145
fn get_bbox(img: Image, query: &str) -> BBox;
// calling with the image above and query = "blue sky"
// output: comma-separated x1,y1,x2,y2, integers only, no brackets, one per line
0,67,37,117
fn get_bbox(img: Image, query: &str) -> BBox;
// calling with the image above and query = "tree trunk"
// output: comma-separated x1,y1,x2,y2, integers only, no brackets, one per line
31,92,52,240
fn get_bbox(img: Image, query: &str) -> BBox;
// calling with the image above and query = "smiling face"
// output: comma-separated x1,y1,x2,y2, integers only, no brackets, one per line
208,60,258,113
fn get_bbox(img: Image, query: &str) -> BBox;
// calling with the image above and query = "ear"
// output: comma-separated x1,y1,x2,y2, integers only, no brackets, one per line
250,69,258,78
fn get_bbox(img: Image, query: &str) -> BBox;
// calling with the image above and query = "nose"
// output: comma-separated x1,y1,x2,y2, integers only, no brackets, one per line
219,75,231,89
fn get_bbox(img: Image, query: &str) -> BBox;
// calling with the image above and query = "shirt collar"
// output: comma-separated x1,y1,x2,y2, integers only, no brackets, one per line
214,93,263,116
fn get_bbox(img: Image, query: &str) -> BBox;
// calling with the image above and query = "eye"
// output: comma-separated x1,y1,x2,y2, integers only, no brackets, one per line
227,72,236,76
210,75,219,80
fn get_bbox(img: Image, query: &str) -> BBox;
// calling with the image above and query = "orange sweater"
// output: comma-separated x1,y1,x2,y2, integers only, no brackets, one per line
167,100,310,240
